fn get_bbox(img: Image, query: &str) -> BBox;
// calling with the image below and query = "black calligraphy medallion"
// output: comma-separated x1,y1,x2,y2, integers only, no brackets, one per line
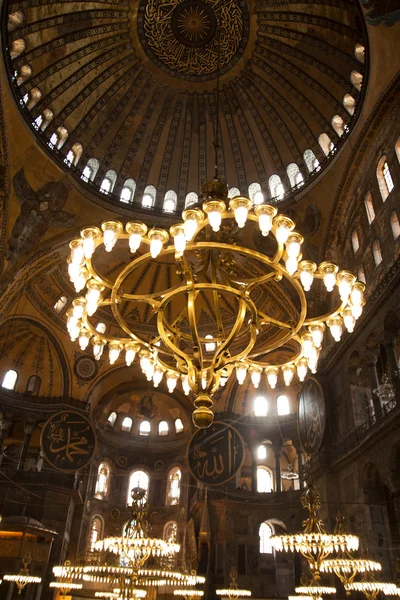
40,411,96,472
187,421,245,485
298,377,326,455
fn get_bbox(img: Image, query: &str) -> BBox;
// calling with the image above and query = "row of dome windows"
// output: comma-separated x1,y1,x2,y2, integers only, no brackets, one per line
1,369,40,394
350,147,400,283
106,412,184,436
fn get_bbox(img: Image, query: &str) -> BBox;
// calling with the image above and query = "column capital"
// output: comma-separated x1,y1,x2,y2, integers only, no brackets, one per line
23,424,35,435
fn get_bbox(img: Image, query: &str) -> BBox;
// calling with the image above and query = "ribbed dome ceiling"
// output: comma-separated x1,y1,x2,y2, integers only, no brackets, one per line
5,0,367,211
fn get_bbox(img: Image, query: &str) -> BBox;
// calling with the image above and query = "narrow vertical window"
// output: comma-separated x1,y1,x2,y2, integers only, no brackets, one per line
277,395,290,416
377,156,393,201
89,516,103,550
364,193,375,224
94,463,110,500
257,467,273,493
127,470,149,505
166,467,181,505
372,240,382,266
2,370,17,390
358,266,366,284
351,230,360,254
259,522,273,554
391,211,400,239
121,417,133,432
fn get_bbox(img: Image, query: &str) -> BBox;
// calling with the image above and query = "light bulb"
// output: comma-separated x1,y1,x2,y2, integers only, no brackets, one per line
69,323,80,342
234,205,248,228
166,372,178,393
170,225,186,257
302,333,314,358
250,367,262,388
296,359,308,382
309,324,325,348
285,257,298,275
274,215,294,244
150,236,163,258
69,239,84,265
126,222,147,253
286,233,303,259
328,317,343,342
86,281,103,317
181,375,190,395
219,374,228,387
79,330,91,351
93,338,105,360
255,204,277,236
319,262,338,292
74,268,89,293
343,308,356,333
183,218,197,241
140,350,151,373
236,363,248,385
351,303,363,320
67,259,80,282
282,364,295,386
125,343,138,366
108,343,121,365
324,271,336,292
265,367,279,389
182,209,204,241
204,335,216,352
299,261,317,292
337,271,355,303
229,198,252,229
203,200,225,233
72,298,86,319
129,233,142,253
81,227,101,259
208,210,222,232
153,368,163,387
350,282,364,306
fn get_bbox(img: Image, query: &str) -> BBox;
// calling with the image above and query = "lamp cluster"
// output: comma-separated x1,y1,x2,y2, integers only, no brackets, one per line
66,180,365,428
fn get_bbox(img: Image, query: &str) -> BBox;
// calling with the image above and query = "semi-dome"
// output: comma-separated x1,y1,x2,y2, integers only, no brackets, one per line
3,0,367,212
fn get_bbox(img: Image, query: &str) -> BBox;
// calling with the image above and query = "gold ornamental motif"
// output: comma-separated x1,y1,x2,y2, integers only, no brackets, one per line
143,0,244,76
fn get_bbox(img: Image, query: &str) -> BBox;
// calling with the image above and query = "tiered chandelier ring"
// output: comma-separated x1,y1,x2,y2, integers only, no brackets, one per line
66,180,365,427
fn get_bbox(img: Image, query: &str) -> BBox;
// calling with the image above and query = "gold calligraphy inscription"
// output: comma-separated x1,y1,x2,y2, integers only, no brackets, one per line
188,422,244,485
41,411,96,472
143,0,244,76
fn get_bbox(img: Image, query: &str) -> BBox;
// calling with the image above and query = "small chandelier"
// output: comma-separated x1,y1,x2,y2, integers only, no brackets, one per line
271,484,359,580
174,590,204,599
345,576,398,600
295,578,336,599
4,556,42,595
216,567,252,599
373,374,395,405
66,178,365,428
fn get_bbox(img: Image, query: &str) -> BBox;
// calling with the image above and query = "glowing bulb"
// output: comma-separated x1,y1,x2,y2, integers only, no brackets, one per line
170,225,186,257
153,367,163,387
72,298,86,319
125,343,138,366
285,257,298,275
93,337,105,360
282,364,295,386
208,210,222,232
140,350,151,374
236,363,248,385
302,333,314,358
351,303,363,319
108,342,121,365
129,233,142,252
203,200,225,233
101,221,122,252
255,204,277,236
85,281,103,317
235,205,248,228
299,261,317,292
350,282,364,306
166,372,178,393
228,193,252,230
309,324,325,348
343,308,356,333
78,330,91,351
70,239,84,265
150,236,163,258
250,367,262,389
286,233,303,259
74,268,89,293
67,259,80,282
81,227,101,259
204,335,216,352
337,271,355,303
318,262,338,292
328,317,343,342
265,367,279,389
274,215,294,244
296,359,308,382
181,375,190,395
126,222,147,253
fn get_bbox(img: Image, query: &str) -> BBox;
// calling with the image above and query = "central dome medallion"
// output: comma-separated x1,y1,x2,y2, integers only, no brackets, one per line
138,0,249,80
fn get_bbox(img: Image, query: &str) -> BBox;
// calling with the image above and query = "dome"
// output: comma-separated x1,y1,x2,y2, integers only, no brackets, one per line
4,0,367,212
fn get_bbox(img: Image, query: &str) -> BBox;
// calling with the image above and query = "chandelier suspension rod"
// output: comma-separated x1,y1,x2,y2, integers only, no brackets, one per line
213,16,221,180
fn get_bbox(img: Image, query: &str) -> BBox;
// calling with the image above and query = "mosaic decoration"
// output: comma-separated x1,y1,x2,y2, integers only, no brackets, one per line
41,410,96,472
298,377,326,455
188,421,244,485
73,354,98,382
138,0,249,80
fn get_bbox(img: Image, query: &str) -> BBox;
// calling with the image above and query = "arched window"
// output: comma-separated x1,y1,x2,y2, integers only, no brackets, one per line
89,515,103,550
166,467,181,505
139,420,151,436
254,396,268,417
54,296,67,313
257,445,267,460
228,187,241,199
26,375,41,395
259,522,273,554
286,163,304,188
331,115,345,137
364,192,375,224
377,157,394,201
372,240,382,267
120,179,136,204
82,158,99,182
319,133,334,156
185,192,198,207
351,230,360,254
277,395,290,416
303,149,320,173
351,70,363,92
163,521,177,542
121,417,133,432
127,470,149,504
395,138,400,164
100,170,117,195
94,462,110,500
158,420,169,436
343,94,356,116
49,132,58,148
33,114,43,130
358,266,366,284
269,175,284,200
2,369,17,390
248,182,263,204
142,185,156,209
391,211,400,239
175,418,184,433
108,412,117,426
257,466,273,493
65,143,83,167
354,43,365,63
163,190,177,212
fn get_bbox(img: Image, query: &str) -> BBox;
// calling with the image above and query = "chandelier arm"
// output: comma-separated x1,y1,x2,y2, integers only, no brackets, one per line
187,285,204,376
245,271,280,291
109,291,155,348
257,311,295,331
210,251,227,339
303,298,348,327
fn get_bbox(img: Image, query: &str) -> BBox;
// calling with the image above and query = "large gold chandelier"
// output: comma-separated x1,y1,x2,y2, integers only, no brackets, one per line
66,178,365,427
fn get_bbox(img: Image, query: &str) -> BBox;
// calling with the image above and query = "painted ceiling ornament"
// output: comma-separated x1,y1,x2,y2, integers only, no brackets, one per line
138,0,249,79
7,169,75,264
137,393,157,419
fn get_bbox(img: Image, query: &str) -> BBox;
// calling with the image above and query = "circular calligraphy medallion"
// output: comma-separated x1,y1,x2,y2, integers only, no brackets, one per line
298,377,326,455
40,410,97,472
187,421,245,485
137,0,249,81
74,355,98,381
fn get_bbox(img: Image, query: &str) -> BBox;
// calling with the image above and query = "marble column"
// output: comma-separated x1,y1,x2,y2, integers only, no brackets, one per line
365,353,382,415
251,447,258,493
274,448,282,492
0,419,12,455
17,424,35,471
383,336,400,396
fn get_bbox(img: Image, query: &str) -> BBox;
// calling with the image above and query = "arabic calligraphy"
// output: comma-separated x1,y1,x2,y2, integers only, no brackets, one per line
140,0,247,78
298,378,326,455
41,411,96,472
188,422,244,485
